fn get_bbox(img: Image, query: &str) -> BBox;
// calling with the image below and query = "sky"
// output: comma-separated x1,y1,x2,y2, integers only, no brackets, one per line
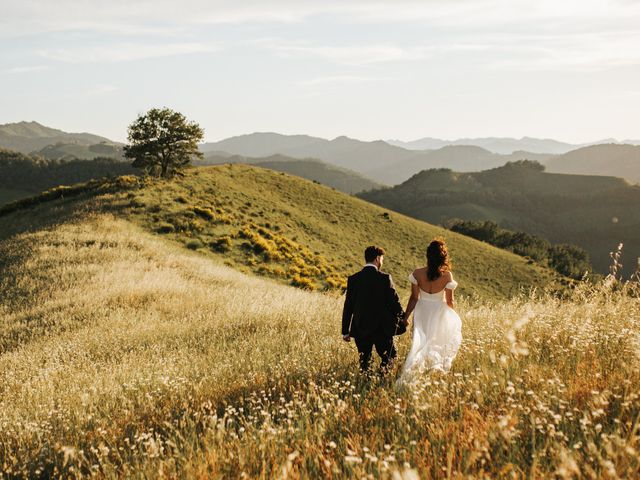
1,0,639,143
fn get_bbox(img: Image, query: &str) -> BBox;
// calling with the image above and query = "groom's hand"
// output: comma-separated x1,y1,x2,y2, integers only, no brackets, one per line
342,334,351,342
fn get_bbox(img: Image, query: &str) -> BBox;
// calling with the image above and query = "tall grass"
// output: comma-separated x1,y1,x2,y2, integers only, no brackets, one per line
1,214,639,478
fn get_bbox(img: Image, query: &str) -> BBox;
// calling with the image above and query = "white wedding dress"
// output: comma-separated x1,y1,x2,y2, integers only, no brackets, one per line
398,273,462,383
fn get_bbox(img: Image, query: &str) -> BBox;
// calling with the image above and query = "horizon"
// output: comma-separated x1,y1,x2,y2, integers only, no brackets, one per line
1,1,639,144
2,119,639,147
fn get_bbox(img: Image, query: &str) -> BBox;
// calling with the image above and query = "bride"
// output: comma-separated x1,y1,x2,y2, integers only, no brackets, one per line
398,239,462,383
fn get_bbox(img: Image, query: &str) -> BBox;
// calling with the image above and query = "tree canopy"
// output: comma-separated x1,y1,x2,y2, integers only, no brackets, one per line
124,108,204,178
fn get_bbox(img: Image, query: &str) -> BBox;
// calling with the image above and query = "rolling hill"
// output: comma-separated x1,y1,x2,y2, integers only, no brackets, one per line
199,153,383,194
2,182,636,477
201,133,552,184
359,161,640,276
0,164,564,300
544,144,640,184
0,121,116,153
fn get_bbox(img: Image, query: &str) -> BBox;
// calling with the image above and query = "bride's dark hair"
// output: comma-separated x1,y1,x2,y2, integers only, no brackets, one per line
426,238,451,280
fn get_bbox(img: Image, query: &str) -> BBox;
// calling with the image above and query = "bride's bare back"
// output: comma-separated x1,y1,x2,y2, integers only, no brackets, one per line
411,267,455,309
412,267,453,294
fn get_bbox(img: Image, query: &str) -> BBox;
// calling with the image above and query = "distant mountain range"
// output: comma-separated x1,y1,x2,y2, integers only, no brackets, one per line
359,161,640,277
545,144,640,184
388,136,640,154
0,121,117,154
1,122,638,186
200,132,553,184
199,153,382,194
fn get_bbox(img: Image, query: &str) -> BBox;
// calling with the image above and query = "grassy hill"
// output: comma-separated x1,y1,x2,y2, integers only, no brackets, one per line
0,121,115,153
544,143,640,184
359,161,640,276
200,153,383,194
0,164,564,300
201,133,552,184
1,169,638,477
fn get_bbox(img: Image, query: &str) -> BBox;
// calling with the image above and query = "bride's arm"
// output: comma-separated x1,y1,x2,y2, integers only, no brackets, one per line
445,289,455,310
404,283,420,321
445,271,456,309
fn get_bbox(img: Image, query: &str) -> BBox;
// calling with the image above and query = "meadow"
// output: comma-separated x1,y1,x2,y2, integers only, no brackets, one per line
1,206,639,478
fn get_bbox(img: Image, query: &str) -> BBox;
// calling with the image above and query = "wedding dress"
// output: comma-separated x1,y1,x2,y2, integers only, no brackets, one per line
398,272,462,383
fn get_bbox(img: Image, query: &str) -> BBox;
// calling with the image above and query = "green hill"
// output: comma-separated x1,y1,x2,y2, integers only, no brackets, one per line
544,144,640,184
0,121,115,153
200,153,383,194
0,164,564,300
4,164,639,478
359,161,640,276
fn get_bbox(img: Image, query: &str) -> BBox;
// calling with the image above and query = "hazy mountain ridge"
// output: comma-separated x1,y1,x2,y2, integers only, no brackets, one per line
0,121,117,154
201,132,554,184
359,161,640,276
388,136,640,154
545,144,640,184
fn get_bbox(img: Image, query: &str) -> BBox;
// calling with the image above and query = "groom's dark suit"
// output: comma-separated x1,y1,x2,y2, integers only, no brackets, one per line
342,265,405,371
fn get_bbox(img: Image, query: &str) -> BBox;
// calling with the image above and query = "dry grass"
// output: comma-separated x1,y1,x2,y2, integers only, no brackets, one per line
1,214,639,478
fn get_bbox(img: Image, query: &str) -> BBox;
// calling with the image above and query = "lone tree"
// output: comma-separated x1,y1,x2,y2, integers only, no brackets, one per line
124,108,204,178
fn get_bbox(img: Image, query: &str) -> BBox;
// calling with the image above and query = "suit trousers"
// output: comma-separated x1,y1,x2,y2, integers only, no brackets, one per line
354,332,397,372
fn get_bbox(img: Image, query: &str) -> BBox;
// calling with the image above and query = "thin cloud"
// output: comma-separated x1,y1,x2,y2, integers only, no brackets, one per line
39,42,217,63
298,75,392,86
258,40,433,65
5,65,49,74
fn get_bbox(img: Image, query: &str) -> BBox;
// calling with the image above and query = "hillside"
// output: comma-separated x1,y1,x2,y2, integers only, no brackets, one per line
199,153,383,194
0,164,564,300
0,148,135,205
0,121,115,153
1,168,638,478
201,133,553,184
359,161,640,276
544,143,640,184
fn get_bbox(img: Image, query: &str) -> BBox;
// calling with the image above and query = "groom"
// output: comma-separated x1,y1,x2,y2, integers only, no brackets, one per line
342,246,405,373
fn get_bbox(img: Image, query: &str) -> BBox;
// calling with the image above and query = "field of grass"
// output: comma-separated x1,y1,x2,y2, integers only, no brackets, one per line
1,210,639,478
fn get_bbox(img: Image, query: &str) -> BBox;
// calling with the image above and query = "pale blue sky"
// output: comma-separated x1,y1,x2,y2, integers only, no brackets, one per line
1,0,639,143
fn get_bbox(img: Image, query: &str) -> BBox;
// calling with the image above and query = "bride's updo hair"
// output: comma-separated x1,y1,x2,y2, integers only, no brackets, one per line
426,238,451,280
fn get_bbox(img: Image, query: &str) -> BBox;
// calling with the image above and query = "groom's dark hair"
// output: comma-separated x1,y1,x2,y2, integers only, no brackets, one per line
364,245,385,262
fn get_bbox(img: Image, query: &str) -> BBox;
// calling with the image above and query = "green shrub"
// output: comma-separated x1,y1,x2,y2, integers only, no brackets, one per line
157,223,175,233
290,274,316,290
185,239,204,250
194,206,216,220
210,236,232,253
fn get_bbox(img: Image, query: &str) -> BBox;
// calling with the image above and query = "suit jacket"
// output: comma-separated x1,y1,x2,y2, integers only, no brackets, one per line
341,266,404,339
